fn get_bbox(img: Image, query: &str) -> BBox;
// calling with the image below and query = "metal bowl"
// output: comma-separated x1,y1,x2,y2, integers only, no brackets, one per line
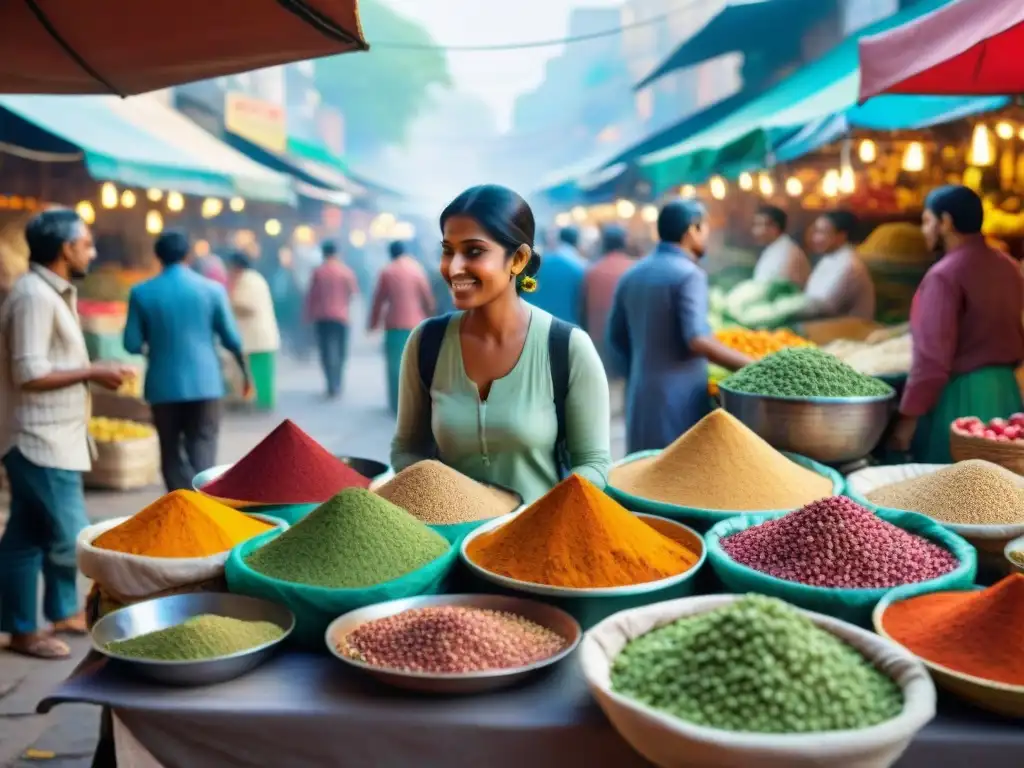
325,594,581,694
192,455,390,508
91,593,294,686
1005,534,1024,576
718,384,896,464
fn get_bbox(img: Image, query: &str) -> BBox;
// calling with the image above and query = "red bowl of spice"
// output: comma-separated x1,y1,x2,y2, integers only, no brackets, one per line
873,575,1024,718
194,420,381,508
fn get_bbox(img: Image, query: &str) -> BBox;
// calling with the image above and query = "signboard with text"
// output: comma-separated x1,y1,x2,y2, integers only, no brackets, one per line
225,92,287,154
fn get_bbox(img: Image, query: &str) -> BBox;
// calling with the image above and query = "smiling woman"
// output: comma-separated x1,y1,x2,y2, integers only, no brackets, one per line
390,185,612,503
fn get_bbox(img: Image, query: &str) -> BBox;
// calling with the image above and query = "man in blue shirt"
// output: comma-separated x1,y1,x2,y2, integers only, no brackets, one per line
607,200,751,453
526,226,586,325
124,231,250,491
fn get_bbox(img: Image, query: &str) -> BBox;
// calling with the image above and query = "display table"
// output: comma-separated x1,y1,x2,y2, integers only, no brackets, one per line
39,652,1024,768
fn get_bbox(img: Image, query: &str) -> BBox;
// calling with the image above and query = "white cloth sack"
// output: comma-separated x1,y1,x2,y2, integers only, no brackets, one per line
580,594,936,768
77,515,286,603
846,463,1024,543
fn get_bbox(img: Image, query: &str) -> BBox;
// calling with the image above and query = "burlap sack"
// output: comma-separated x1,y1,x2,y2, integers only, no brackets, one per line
580,594,936,768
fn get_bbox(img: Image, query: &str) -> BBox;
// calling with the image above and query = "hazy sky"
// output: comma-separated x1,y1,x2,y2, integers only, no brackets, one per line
385,0,624,131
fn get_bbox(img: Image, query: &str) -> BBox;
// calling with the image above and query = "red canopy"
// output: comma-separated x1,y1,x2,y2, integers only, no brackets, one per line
0,0,367,95
858,0,1024,101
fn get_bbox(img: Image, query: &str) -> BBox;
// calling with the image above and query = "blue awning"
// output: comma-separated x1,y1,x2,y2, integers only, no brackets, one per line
0,95,295,204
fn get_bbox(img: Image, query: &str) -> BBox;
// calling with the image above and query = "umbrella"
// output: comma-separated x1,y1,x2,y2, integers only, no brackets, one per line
858,0,1024,101
0,0,367,95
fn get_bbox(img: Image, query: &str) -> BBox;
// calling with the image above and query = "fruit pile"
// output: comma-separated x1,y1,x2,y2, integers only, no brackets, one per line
952,414,1024,443
709,329,813,395
116,368,142,398
88,417,155,443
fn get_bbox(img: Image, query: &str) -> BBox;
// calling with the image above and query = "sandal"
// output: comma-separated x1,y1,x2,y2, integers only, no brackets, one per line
51,613,89,636
6,634,71,659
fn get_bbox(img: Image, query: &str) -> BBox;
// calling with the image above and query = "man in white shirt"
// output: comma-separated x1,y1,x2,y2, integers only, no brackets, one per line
0,209,129,659
803,210,876,321
752,205,811,287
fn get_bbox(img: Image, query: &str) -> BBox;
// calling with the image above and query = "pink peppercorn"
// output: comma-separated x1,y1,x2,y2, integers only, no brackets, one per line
338,606,568,674
721,496,959,588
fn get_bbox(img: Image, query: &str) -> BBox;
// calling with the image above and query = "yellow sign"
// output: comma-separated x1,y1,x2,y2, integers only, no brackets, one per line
225,93,286,154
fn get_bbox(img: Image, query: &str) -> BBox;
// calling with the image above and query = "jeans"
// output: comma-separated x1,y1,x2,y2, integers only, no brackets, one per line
151,399,221,492
0,448,88,635
314,320,349,396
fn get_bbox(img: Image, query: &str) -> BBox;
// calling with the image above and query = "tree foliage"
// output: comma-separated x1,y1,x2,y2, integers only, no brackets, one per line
314,0,450,154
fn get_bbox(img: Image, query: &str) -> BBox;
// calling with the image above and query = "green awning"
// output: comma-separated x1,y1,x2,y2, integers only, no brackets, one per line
286,136,350,175
0,95,295,204
639,0,955,192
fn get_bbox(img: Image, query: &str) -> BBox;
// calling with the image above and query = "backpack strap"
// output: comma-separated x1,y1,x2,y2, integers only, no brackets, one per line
548,318,574,478
417,314,453,392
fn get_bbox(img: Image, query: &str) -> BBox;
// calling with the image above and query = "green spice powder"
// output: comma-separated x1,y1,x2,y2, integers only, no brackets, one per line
245,488,449,588
105,615,284,661
611,595,903,733
724,347,893,398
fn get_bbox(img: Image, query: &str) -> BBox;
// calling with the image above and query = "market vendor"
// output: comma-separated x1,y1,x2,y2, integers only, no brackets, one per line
606,199,753,453
889,185,1024,462
801,210,876,321
751,205,810,287
390,185,611,503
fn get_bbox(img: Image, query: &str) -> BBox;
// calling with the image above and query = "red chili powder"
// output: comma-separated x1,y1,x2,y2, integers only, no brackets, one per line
202,419,370,503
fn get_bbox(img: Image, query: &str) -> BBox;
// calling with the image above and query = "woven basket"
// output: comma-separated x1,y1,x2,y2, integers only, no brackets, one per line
85,434,160,490
949,428,1024,474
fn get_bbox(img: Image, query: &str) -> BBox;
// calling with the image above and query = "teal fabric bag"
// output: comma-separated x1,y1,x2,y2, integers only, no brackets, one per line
243,504,318,526
607,451,845,532
705,506,977,627
429,520,491,546
225,529,458,647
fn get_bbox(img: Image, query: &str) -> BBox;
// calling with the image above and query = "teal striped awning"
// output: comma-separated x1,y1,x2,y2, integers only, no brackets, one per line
0,95,295,204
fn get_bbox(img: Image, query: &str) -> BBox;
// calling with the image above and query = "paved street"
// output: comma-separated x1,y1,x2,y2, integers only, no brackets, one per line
0,322,626,766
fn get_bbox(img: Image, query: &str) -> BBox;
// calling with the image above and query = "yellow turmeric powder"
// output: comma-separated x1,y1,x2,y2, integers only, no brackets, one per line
93,490,272,558
465,475,699,588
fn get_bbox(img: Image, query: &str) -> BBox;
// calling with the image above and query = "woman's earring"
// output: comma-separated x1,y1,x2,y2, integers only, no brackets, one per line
520,276,538,293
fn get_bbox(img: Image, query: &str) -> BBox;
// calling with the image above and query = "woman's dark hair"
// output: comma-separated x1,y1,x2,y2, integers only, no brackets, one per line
227,250,251,270
657,199,707,243
25,208,85,266
439,184,541,294
154,230,190,265
757,205,787,233
925,184,984,235
601,224,628,254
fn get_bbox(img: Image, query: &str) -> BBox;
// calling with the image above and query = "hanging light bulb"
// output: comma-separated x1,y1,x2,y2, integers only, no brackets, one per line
640,204,658,223
75,201,96,224
615,199,636,219
709,176,727,200
570,206,587,222
229,197,245,212
901,141,926,172
680,184,696,198
120,190,136,209
264,218,282,236
757,173,774,197
822,170,841,198
146,188,163,202
349,230,367,248
738,172,754,191
166,191,184,212
996,121,1015,140
970,124,995,166
201,198,223,219
554,212,571,227
100,182,118,209
293,224,316,244
858,139,877,163
785,177,803,197
839,164,856,194
145,210,164,235
1018,126,1024,141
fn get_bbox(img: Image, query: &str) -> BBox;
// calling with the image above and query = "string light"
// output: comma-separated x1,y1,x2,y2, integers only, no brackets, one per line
615,199,636,219
265,219,282,236
970,124,995,166
839,164,856,194
680,184,696,198
229,197,245,212
822,170,840,197
901,141,925,172
394,221,416,239
858,139,877,163
120,190,136,209
709,176,727,200
100,182,118,209
757,173,774,197
349,229,367,247
167,191,184,212
146,188,163,202
201,198,223,219
75,201,96,224
293,224,316,244
554,212,571,227
995,120,1015,140
738,172,754,191
785,177,803,197
640,204,658,223
145,210,164,234
571,206,587,222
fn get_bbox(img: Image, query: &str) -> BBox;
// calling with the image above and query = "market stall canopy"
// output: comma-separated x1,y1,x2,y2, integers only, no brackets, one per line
636,0,992,192
634,0,818,91
0,94,295,203
858,0,1024,101
0,0,367,95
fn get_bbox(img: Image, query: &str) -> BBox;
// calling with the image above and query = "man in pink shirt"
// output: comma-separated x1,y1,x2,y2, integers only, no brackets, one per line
370,241,435,413
889,185,1024,462
304,241,359,398
583,225,634,371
